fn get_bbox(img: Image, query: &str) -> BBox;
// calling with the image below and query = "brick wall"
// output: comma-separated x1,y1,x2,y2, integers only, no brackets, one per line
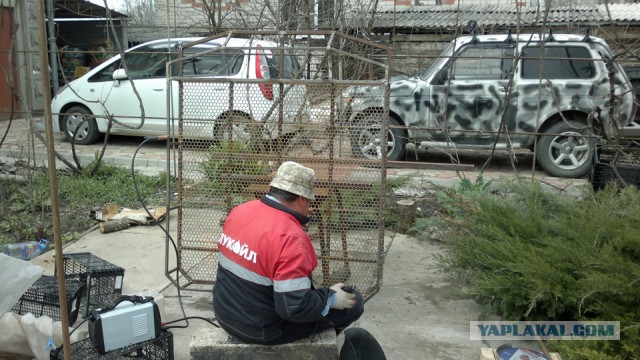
0,7,20,120
149,0,268,38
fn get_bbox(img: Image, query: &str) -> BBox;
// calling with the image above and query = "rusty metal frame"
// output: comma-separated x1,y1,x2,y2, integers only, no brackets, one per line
164,31,391,301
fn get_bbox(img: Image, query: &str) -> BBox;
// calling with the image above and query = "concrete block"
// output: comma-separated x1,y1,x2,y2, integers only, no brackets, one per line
190,326,338,360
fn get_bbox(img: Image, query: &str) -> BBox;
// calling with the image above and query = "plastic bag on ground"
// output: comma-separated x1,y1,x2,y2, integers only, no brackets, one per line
0,254,43,314
0,312,88,360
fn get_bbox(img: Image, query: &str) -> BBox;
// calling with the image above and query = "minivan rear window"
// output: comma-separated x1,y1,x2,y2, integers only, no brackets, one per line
266,51,302,79
521,46,596,79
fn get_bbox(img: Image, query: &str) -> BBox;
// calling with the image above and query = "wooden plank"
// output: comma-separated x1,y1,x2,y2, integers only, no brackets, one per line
244,183,330,199
387,160,475,171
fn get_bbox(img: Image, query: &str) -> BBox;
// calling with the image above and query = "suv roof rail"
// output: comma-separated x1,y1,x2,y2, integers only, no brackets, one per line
467,20,479,43
544,29,556,42
505,28,514,43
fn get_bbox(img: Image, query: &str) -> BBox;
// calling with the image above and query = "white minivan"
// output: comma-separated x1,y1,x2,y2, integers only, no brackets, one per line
50,37,306,145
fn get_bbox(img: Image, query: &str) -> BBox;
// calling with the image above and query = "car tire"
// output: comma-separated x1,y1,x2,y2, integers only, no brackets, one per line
61,106,100,145
350,114,407,161
536,120,596,178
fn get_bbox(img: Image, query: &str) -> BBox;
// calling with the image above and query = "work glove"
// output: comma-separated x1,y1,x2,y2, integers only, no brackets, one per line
330,283,356,310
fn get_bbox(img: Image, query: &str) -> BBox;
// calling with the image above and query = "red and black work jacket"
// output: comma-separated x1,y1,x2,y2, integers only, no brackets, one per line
213,196,332,343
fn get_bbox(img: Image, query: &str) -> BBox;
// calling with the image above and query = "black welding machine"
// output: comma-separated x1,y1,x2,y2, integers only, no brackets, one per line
89,295,161,353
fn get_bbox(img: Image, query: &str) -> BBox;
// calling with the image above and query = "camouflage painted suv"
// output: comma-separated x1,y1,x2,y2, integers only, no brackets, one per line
347,33,636,177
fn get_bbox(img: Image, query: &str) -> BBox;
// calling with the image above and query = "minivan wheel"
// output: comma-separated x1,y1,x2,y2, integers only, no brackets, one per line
350,114,407,161
536,120,595,178
214,113,261,149
61,106,100,145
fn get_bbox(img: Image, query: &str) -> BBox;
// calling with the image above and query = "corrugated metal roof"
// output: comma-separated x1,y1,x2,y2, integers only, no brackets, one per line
603,3,640,22
54,0,128,19
372,4,640,30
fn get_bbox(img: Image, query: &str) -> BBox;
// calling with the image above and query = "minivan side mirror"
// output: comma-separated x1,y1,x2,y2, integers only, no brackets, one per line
112,69,128,81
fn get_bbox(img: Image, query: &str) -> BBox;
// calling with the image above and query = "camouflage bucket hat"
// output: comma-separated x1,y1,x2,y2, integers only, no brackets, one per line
269,161,315,200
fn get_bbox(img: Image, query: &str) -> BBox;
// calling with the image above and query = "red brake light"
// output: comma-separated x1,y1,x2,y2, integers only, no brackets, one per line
255,44,273,101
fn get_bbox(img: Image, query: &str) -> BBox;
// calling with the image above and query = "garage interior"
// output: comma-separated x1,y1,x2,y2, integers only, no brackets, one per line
48,0,128,94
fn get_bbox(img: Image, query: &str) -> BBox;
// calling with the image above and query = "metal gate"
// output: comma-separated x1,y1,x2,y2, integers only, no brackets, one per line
166,31,391,300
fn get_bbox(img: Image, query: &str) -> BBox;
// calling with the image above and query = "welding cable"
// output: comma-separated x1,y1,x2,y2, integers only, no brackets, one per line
69,318,90,336
131,135,192,329
161,316,220,330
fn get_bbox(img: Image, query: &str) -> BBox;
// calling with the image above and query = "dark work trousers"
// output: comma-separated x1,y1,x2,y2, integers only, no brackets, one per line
266,290,365,345
226,291,365,346
339,327,387,360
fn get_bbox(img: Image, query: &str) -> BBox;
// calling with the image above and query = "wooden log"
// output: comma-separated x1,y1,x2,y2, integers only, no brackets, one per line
99,218,130,234
395,199,416,233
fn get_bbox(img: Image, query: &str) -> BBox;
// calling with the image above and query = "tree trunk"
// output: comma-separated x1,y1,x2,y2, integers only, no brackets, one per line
396,199,416,233
99,218,130,234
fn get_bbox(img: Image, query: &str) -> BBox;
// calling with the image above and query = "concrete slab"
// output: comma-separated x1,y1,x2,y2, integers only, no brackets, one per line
30,220,545,359
11,117,563,359
190,327,337,360
353,233,481,359
31,210,177,296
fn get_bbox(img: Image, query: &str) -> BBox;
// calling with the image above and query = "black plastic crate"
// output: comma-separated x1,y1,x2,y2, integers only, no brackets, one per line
590,146,640,191
50,330,173,360
11,275,84,324
62,252,125,318
591,162,640,191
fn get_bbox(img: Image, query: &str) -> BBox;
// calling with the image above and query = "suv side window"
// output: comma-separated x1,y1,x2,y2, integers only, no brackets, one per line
521,46,596,79
450,44,515,80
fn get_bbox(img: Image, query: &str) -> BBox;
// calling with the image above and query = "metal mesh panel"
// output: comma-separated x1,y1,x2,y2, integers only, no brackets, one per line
167,31,391,300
